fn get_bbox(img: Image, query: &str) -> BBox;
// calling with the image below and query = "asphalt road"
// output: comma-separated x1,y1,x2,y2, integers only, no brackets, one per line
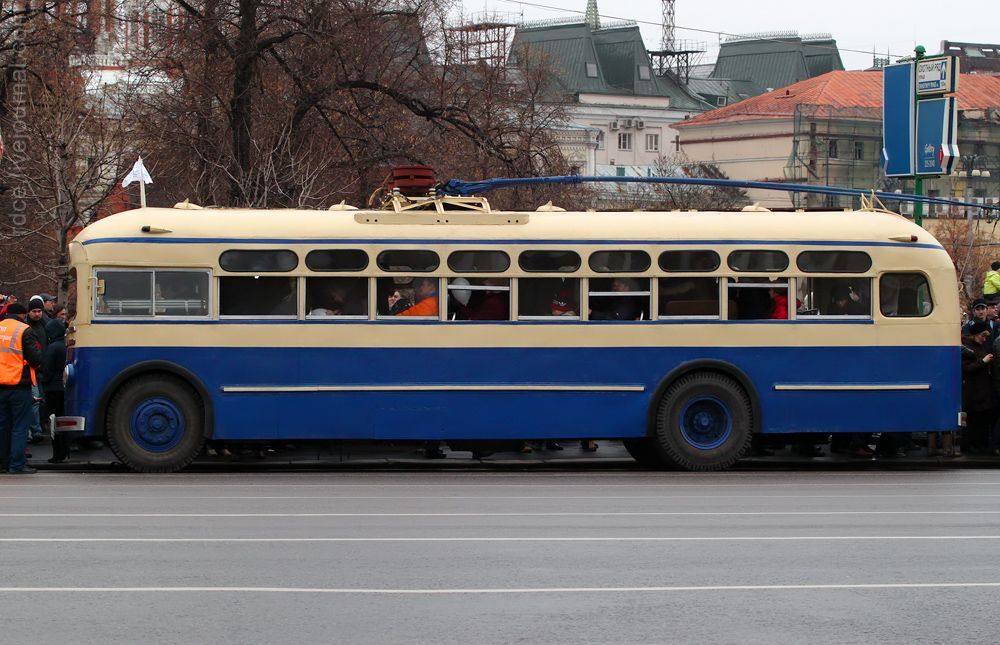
3,469,1000,644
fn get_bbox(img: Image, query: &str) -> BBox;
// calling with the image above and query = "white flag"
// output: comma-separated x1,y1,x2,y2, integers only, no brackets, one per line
122,157,153,187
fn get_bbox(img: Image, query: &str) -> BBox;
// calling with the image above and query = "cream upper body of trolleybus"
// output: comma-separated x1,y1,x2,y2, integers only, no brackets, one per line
57,192,960,472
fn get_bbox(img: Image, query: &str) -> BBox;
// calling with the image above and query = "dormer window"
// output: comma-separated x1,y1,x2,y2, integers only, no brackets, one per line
585,62,598,78
638,65,651,80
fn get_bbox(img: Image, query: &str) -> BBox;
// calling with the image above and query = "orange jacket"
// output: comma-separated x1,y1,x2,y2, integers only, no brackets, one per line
0,318,37,387
398,296,439,317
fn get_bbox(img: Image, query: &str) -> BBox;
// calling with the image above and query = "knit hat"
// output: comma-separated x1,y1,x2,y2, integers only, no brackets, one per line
27,296,44,311
5,302,27,315
967,320,991,336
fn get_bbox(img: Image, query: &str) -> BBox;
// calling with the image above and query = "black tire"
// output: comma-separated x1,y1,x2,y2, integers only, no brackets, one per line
623,438,671,469
651,372,753,471
106,374,206,473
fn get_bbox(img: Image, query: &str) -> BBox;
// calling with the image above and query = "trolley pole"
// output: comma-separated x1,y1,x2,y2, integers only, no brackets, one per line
913,46,925,228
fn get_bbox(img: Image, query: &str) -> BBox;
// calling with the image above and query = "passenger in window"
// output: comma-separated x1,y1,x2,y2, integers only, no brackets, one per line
827,284,865,316
590,278,641,321
397,278,438,317
456,279,509,321
550,283,578,316
387,288,415,316
768,284,799,320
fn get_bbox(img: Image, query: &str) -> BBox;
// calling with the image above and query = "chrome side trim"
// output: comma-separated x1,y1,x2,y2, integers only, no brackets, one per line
221,384,645,394
773,384,930,391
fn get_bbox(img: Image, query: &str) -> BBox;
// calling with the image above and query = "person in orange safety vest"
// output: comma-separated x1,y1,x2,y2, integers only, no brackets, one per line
0,302,43,474
397,278,439,317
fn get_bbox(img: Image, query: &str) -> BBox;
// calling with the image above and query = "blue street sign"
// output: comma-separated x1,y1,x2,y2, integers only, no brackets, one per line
882,62,915,177
915,96,959,176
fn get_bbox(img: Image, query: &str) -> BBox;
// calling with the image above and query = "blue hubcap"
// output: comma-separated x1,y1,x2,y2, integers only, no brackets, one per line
679,396,732,450
130,398,185,453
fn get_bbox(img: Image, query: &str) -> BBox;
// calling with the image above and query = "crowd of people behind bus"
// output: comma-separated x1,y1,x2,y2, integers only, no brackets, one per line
0,293,71,473
954,261,1000,458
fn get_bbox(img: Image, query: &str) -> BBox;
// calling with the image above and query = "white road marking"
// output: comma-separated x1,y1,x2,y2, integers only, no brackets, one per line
4,494,1000,500
0,582,996,594
1,535,1000,543
1,511,1000,518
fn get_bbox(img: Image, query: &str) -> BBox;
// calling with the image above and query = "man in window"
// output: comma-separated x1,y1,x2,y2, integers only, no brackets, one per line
398,278,438,317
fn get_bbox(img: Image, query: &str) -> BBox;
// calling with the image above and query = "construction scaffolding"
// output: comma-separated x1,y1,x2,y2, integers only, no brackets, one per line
446,12,517,67
649,39,706,84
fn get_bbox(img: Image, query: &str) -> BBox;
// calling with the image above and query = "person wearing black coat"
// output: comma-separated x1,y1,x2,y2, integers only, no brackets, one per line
962,321,995,455
42,319,69,463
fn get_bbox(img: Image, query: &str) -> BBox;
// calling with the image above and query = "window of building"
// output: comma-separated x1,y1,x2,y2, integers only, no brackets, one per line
518,250,580,273
518,278,580,320
219,250,298,272
376,277,439,319
219,277,296,317
879,273,933,317
659,277,721,318
727,250,788,272
796,251,872,273
585,62,598,78
447,278,510,321
306,277,368,319
716,96,727,106
828,139,839,158
618,132,632,150
588,277,650,321
588,250,650,273
95,269,210,318
854,141,864,160
659,250,720,272
638,65,651,80
796,278,871,317
596,131,605,150
645,134,659,152
727,278,788,320
616,166,626,177
305,249,368,272
448,250,510,273
376,249,439,272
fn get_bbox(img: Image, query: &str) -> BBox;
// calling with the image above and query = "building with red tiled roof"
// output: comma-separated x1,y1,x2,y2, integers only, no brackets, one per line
675,70,1000,210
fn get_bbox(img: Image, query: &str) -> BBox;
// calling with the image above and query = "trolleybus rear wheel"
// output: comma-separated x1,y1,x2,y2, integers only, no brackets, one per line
653,372,753,471
106,374,206,473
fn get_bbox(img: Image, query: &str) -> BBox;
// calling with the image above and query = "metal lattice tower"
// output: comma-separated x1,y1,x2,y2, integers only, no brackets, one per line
584,0,600,30
660,0,675,50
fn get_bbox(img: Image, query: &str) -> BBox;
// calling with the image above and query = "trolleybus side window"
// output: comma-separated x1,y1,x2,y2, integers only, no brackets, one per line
796,279,872,317
305,249,369,272
95,269,210,318
796,251,872,273
588,250,650,273
657,251,722,318
727,250,788,272
447,277,510,321
588,277,650,321
880,273,933,317
375,250,441,319
518,278,580,319
518,250,580,272
219,277,297,317
727,278,789,320
448,250,510,273
659,278,721,318
219,250,298,272
306,277,368,318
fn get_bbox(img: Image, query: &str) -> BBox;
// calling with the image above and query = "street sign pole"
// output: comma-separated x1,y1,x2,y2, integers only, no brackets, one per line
913,47,925,227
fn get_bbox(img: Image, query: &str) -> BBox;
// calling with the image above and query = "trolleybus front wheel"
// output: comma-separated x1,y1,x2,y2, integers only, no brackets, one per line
106,374,206,473
652,372,753,471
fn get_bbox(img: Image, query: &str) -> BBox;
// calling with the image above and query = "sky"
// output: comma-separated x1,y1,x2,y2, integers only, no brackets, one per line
460,0,998,70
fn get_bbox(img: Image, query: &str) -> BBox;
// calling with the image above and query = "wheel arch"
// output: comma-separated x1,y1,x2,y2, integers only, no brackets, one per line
96,361,215,438
645,359,761,437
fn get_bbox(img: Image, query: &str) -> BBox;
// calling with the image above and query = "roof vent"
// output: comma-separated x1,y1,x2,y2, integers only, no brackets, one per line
328,200,358,211
535,201,566,212
741,203,771,212
173,199,203,210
